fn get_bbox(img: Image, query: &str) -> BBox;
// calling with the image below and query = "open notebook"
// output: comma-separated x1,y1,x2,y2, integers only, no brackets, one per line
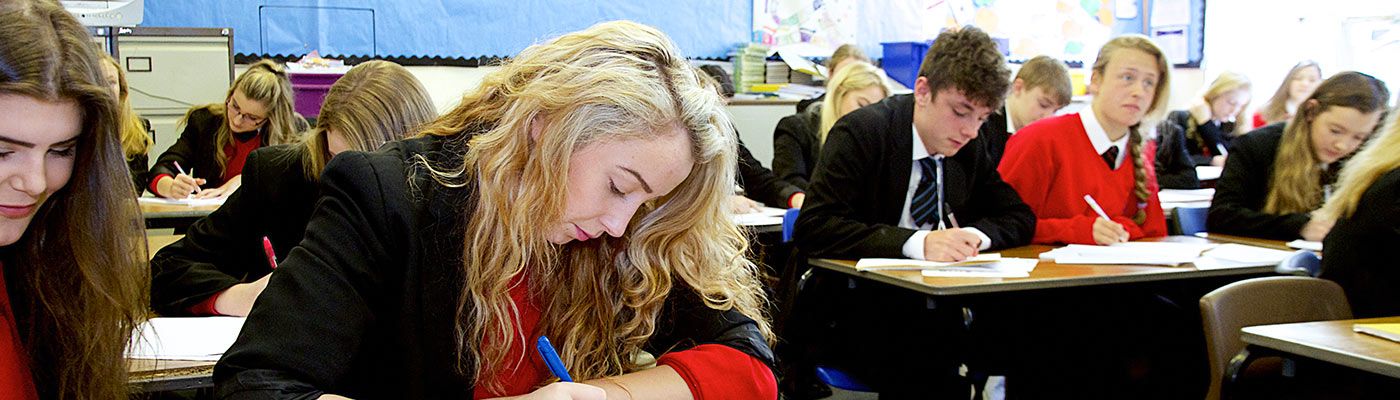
127,317,245,361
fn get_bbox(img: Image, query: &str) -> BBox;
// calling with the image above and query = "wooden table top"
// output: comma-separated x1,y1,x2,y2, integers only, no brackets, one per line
147,234,184,260
810,236,1282,296
128,358,216,392
1195,232,1294,251
1242,316,1400,379
140,201,222,217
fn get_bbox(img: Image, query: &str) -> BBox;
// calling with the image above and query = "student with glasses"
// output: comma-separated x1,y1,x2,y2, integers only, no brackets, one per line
148,60,307,199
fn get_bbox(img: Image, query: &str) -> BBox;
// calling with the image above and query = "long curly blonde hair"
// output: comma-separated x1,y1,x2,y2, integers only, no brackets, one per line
413,21,771,391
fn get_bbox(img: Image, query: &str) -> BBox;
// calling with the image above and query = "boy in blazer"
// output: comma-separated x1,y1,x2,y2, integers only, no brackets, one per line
784,26,1034,399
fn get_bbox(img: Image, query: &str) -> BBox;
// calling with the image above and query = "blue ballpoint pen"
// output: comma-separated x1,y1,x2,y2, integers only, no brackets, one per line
536,336,573,382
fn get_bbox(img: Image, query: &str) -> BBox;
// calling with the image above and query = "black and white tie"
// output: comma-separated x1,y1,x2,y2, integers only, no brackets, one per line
911,156,943,228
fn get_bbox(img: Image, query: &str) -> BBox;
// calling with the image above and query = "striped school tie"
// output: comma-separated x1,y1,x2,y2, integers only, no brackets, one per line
910,156,943,228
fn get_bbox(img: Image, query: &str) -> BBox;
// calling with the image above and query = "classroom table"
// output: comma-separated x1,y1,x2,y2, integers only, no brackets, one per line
799,235,1285,396
1240,316,1400,379
808,236,1279,296
147,234,184,260
140,200,221,231
129,358,215,393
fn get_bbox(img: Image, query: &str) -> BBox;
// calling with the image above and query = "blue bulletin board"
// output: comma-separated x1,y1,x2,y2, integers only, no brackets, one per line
140,0,753,59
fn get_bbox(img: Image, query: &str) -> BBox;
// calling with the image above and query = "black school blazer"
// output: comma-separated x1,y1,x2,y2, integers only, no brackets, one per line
793,94,1035,258
215,135,774,399
1207,124,1340,240
149,145,320,315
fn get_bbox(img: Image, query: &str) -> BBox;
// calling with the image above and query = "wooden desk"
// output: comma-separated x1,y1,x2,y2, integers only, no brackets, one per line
147,234,184,260
140,200,221,231
1241,316,1400,379
1197,232,1294,251
129,358,215,393
810,236,1277,296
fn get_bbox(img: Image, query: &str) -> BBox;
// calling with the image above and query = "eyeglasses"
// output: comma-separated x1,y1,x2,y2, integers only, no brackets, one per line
227,97,267,125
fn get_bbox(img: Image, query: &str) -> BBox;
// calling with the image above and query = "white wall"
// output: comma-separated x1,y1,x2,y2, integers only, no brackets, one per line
1203,0,1400,110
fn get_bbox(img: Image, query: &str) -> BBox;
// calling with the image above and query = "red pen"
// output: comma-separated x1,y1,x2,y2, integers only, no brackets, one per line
262,236,278,269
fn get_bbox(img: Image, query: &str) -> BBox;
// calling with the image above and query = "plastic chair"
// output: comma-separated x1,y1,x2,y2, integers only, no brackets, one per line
782,207,800,243
815,366,873,392
1198,276,1352,400
1169,206,1209,235
1274,250,1322,277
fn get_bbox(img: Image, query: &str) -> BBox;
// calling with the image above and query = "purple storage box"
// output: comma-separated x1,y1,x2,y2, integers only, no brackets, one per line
881,41,933,89
289,71,345,117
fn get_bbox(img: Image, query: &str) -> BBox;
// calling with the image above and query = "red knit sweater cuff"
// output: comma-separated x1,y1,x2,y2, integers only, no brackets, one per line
185,290,225,316
655,344,777,400
150,173,172,197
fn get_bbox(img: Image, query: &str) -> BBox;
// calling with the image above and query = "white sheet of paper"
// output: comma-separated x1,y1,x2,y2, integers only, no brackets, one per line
1287,240,1323,251
856,253,1002,270
1193,244,1294,270
733,206,787,227
1196,166,1223,181
920,257,1039,278
1041,242,1216,265
1157,188,1215,203
1150,0,1191,26
138,196,227,207
126,316,246,361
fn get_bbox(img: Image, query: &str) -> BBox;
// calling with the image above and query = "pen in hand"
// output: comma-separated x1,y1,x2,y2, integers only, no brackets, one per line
1084,194,1129,243
537,336,573,382
262,236,278,269
172,161,202,195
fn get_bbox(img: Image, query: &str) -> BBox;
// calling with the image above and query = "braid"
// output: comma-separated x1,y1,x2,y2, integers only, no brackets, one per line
1128,125,1149,224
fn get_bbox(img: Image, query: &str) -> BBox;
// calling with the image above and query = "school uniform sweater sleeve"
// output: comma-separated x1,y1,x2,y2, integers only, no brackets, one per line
999,114,1166,245
647,287,777,400
1206,125,1310,239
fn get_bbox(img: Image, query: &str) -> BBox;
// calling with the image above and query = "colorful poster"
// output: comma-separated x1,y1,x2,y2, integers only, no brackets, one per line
753,0,859,58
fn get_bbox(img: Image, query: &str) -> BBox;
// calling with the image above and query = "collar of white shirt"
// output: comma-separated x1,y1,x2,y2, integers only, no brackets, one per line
1005,109,1016,135
1080,106,1129,168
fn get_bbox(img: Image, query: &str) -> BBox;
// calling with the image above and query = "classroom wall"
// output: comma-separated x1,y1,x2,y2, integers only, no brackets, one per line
1202,0,1400,112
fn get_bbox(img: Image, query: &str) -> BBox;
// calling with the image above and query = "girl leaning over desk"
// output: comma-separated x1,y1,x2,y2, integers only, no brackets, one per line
0,0,148,398
216,21,777,399
150,60,437,317
148,59,307,199
1207,72,1389,241
1318,105,1400,318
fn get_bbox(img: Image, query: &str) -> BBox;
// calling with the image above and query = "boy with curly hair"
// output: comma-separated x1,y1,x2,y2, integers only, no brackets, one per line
783,26,1035,398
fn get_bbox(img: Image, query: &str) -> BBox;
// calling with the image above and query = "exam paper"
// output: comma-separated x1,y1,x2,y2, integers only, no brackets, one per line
1286,240,1323,251
1193,244,1294,270
1040,242,1217,265
138,196,227,207
920,257,1039,278
733,206,787,227
856,253,1002,270
127,317,245,361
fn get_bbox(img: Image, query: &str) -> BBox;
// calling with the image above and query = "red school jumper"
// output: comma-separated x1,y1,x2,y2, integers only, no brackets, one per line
997,113,1167,245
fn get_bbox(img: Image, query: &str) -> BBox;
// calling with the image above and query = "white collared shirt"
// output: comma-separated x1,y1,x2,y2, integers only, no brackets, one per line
1080,107,1129,169
1006,110,1017,135
900,122,992,260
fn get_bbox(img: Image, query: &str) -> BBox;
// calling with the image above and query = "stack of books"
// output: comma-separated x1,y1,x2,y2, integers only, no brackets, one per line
730,43,769,93
765,60,790,84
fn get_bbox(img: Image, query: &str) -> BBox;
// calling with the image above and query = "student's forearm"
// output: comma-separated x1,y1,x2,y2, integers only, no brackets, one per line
584,365,692,400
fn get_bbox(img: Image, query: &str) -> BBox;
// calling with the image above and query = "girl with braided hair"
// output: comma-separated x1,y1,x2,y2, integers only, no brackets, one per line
999,35,1171,245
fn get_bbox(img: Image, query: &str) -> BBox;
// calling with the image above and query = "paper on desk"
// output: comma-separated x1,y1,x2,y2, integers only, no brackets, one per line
1193,244,1294,270
1157,188,1215,203
856,253,1001,270
138,196,226,207
1287,240,1323,251
1196,166,1223,181
920,257,1039,278
733,206,787,227
127,317,245,361
778,49,828,78
1040,242,1217,265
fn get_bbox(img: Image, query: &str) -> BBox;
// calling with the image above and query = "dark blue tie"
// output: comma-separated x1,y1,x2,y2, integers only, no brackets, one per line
911,157,942,227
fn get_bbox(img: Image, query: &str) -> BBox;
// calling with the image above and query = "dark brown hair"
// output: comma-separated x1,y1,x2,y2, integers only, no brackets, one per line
917,26,1011,109
0,0,148,398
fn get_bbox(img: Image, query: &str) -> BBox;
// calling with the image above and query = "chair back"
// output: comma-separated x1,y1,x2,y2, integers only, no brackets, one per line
1170,205,1209,235
1275,250,1322,277
782,207,800,243
1198,276,1352,400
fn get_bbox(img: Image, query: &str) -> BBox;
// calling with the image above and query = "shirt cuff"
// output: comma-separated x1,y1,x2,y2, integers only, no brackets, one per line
964,227,992,250
902,230,932,260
